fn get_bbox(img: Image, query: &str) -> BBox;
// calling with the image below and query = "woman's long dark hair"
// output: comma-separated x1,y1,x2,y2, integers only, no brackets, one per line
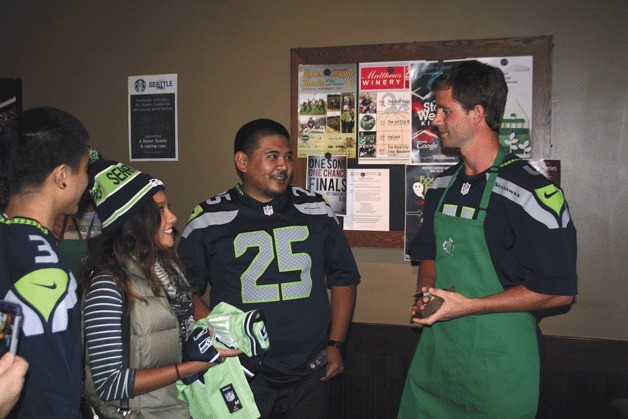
81,194,182,307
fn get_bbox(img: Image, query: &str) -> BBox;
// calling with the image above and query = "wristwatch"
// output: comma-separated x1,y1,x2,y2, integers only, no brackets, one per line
327,339,346,351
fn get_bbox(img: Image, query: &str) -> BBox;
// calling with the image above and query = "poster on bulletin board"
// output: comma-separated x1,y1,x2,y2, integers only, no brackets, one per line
297,64,357,159
290,37,552,249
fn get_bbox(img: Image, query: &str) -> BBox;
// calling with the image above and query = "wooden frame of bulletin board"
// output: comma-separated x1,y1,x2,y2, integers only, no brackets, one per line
290,36,552,248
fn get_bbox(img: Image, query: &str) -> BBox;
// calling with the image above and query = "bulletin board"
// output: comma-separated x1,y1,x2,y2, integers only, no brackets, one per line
290,36,552,248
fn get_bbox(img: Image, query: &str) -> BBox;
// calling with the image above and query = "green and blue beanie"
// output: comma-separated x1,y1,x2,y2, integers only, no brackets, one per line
88,156,164,233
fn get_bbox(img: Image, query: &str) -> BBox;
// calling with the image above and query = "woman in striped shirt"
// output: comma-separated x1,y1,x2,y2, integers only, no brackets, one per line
81,158,239,418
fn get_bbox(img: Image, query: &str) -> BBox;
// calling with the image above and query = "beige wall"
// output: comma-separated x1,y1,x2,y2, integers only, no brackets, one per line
1,0,626,340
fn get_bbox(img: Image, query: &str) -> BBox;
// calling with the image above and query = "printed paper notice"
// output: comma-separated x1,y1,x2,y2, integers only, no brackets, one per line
410,56,533,162
404,164,454,260
358,62,412,165
483,56,533,157
306,154,347,215
344,169,389,231
128,74,178,161
297,64,357,158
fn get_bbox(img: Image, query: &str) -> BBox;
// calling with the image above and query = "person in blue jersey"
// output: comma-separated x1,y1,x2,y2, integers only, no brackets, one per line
0,352,28,418
81,158,241,418
398,61,578,418
178,118,360,418
0,107,90,418
0,224,29,419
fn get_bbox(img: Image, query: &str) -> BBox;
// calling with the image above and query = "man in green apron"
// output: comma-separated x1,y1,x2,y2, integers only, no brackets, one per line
398,61,578,418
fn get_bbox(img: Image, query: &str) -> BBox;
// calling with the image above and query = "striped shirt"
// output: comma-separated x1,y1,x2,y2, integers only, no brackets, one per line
83,275,135,401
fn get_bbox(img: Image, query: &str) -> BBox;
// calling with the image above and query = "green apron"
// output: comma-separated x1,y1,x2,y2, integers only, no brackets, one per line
399,149,539,418
58,213,95,280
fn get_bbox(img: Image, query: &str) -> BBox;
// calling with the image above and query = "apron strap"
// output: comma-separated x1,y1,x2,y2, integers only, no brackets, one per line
477,147,507,222
436,147,507,221
59,215,83,240
71,217,83,240
59,215,70,240
437,163,464,210
84,213,96,240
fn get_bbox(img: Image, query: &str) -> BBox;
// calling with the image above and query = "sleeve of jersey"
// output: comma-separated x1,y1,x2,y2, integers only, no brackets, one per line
323,214,361,287
510,188,578,296
83,275,136,401
407,187,440,262
177,214,210,292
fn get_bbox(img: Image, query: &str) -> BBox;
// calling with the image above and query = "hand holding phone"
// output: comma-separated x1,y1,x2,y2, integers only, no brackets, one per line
0,300,23,356
412,286,456,319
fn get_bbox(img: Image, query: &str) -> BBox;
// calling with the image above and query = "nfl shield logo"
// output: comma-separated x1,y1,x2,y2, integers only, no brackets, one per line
263,205,274,216
460,182,471,195
226,391,235,402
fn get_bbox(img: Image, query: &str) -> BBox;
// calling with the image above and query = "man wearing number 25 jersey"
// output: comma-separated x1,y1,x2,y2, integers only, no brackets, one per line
178,119,360,418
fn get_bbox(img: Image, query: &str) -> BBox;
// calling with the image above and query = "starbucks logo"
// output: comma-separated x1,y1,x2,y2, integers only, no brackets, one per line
134,79,146,93
442,238,455,255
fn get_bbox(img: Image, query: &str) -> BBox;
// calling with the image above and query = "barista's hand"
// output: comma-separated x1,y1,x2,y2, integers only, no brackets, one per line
411,287,475,326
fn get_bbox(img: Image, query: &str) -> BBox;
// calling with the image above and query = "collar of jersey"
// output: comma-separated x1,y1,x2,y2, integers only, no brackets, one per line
456,153,521,185
235,184,290,213
1,216,50,235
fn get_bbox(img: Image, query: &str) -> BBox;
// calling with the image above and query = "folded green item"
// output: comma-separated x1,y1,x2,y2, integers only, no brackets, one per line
177,356,260,419
201,302,270,357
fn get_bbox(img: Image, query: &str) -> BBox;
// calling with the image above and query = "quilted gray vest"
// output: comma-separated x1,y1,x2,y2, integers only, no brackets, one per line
83,259,189,418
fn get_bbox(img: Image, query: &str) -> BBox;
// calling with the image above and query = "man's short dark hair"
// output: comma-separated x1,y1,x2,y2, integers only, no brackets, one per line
432,61,508,132
234,118,290,155
0,107,89,196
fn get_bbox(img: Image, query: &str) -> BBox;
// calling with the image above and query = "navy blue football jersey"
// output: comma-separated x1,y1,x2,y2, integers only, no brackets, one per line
178,185,360,384
409,154,577,297
0,217,82,418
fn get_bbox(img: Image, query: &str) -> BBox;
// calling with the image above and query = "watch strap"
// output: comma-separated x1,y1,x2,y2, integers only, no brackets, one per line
327,339,346,351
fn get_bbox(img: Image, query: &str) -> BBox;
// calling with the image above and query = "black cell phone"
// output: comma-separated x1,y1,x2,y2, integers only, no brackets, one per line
306,348,328,372
412,286,456,319
0,300,23,356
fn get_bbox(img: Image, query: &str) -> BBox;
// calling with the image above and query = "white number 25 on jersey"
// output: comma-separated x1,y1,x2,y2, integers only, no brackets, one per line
234,226,312,303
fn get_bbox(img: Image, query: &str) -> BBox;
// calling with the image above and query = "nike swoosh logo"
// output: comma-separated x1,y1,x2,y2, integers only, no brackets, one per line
544,190,559,199
33,282,58,290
